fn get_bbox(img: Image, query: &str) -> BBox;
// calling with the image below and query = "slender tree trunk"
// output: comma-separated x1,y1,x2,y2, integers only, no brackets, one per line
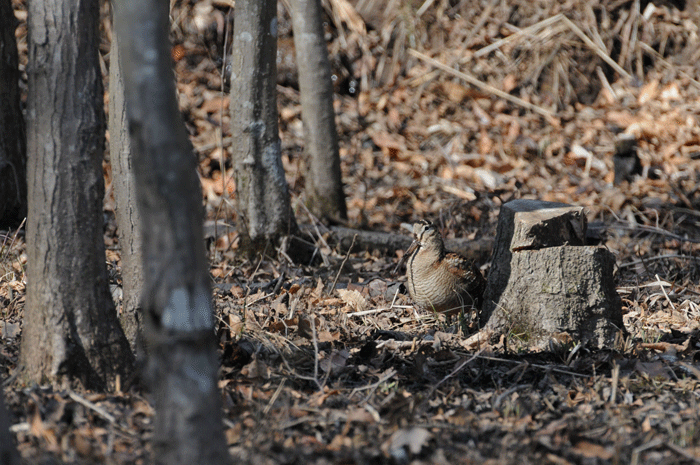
0,0,27,228
113,0,231,463
290,0,347,222
0,394,19,465
108,15,143,351
20,0,134,391
230,0,301,250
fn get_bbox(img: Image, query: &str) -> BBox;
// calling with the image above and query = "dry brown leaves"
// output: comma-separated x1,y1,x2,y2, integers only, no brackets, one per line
3,0,700,463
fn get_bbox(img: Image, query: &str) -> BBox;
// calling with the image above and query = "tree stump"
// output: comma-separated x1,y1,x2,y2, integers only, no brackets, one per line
479,200,623,349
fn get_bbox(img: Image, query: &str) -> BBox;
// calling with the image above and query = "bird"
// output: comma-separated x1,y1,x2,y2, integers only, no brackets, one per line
401,220,486,316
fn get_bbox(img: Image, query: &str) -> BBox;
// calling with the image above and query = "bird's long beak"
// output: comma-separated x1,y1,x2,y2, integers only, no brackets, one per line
393,239,420,275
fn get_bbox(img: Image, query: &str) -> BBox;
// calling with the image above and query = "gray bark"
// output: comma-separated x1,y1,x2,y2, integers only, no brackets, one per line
0,394,19,465
21,0,134,391
482,200,587,323
485,245,623,349
230,0,300,250
290,0,347,222
477,200,623,349
108,20,143,351
0,0,26,228
113,0,231,463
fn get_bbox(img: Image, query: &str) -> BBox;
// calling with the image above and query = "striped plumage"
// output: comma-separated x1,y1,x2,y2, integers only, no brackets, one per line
405,220,485,315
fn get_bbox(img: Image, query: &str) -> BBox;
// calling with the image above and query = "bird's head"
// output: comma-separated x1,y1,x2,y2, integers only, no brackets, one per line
413,220,441,245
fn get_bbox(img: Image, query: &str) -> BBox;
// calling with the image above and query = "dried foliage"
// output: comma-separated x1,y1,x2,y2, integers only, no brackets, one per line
2,0,700,463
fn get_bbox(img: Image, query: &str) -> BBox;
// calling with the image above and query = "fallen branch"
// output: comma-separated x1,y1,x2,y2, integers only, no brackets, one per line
329,226,493,263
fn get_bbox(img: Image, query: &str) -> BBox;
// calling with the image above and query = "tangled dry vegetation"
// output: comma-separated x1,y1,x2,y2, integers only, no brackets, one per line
2,0,700,463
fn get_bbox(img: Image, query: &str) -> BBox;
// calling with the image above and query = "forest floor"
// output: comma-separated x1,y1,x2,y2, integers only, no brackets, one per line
3,0,700,463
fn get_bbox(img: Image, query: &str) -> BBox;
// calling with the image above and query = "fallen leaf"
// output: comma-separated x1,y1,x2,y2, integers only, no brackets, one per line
573,441,613,460
385,427,432,456
337,289,368,312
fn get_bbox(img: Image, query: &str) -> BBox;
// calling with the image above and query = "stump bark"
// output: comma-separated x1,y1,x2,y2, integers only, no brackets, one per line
480,199,623,349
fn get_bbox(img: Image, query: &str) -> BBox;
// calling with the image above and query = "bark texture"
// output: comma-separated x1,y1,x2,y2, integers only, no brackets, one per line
21,0,134,390
485,245,623,348
230,0,299,248
0,0,27,228
0,394,19,465
479,200,623,349
290,0,347,222
108,23,143,351
113,0,231,463
482,199,587,317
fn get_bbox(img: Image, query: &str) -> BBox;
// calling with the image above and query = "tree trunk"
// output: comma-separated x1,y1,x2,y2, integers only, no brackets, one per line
113,0,231,463
108,16,143,351
0,0,27,228
230,0,301,251
290,0,347,222
0,394,19,465
20,0,134,391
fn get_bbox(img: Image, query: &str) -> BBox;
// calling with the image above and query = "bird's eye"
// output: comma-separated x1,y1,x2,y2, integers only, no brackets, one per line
419,223,434,241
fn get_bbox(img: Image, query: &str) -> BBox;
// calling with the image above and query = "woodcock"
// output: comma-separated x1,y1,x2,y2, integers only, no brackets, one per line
402,220,486,315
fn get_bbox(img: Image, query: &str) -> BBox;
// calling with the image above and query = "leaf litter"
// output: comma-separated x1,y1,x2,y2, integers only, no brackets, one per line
2,0,700,463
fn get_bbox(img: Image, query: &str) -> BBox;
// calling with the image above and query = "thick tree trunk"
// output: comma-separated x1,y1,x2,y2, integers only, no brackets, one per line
20,0,134,391
113,0,231,463
0,0,27,228
108,20,143,351
230,0,300,249
290,0,347,222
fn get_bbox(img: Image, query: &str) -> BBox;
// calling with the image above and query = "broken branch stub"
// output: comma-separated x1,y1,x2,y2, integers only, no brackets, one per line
481,199,623,349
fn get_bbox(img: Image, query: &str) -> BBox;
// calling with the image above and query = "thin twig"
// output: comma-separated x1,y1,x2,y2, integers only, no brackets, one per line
68,391,116,424
427,349,484,398
619,254,700,269
477,13,631,82
329,233,356,295
408,49,556,121
638,42,700,90
475,354,590,378
347,306,403,317
389,286,401,309
474,14,564,58
609,362,619,404
559,15,632,80
493,384,531,411
415,0,435,17
297,201,330,266
349,368,398,397
263,378,286,416
665,441,700,465
596,65,617,100
0,217,26,260
298,202,330,249
460,0,498,50
655,274,676,311
609,222,700,244
247,291,276,305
